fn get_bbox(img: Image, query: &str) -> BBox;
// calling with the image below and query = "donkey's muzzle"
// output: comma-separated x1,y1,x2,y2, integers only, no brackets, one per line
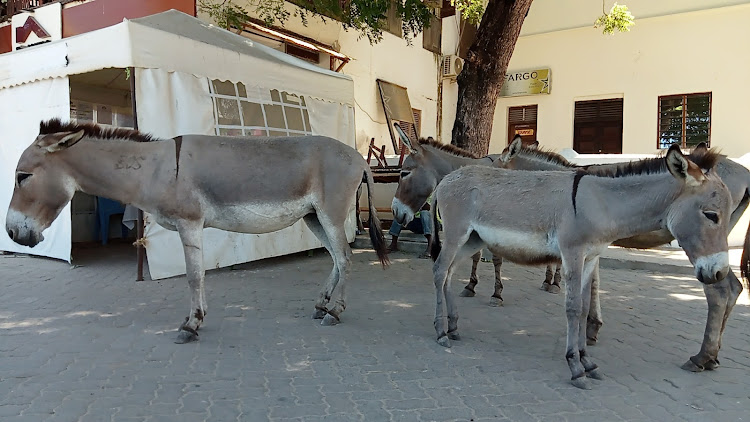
697,267,729,285
391,198,415,226
6,225,41,247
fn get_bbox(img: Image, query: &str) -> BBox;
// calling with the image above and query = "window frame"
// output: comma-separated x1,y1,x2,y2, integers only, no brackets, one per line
657,92,712,149
208,80,313,138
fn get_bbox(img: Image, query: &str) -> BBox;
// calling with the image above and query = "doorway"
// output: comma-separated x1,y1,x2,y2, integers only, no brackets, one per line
573,98,623,154
507,104,538,145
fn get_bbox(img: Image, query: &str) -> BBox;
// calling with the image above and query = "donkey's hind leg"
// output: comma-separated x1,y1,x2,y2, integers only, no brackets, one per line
175,219,207,344
542,264,562,294
460,252,481,297
489,254,504,306
303,215,343,323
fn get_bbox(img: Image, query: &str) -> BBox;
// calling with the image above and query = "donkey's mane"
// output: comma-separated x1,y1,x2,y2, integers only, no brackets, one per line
40,118,161,143
517,147,575,168
582,148,723,178
418,138,479,159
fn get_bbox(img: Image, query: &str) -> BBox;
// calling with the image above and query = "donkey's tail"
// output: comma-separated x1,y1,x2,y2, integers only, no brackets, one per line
363,169,389,268
430,194,441,262
741,214,749,289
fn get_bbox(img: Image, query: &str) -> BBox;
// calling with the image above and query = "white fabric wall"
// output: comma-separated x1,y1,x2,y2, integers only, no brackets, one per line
0,77,71,260
136,69,355,280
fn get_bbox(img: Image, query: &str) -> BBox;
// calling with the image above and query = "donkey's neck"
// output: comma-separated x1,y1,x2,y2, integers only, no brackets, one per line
512,152,575,171
587,172,683,238
60,137,172,208
426,146,489,179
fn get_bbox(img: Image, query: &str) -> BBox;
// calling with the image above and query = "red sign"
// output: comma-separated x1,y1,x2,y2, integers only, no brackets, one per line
15,16,51,44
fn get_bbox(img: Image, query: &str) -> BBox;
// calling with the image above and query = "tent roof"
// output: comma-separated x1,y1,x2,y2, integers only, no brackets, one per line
0,10,353,105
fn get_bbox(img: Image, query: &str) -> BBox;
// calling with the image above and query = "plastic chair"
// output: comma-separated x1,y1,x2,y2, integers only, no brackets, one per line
94,196,128,245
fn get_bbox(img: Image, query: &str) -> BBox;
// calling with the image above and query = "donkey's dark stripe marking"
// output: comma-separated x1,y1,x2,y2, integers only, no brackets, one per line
174,136,183,178
572,170,586,215
40,118,160,143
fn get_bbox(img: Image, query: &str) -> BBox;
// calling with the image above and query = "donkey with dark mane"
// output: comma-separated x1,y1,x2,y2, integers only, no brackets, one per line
430,145,733,389
6,119,389,343
390,125,560,307
499,137,750,372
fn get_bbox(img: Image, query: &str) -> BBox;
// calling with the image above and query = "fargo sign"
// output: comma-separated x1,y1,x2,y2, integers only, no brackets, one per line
500,68,551,97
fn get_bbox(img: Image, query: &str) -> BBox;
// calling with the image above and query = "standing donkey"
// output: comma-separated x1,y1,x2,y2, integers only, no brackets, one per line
5,119,389,343
390,125,560,307
430,145,734,389
499,138,750,371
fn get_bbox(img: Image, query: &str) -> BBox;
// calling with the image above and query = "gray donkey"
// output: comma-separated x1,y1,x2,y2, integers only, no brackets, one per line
430,145,733,389
499,137,750,372
6,119,389,343
390,125,561,307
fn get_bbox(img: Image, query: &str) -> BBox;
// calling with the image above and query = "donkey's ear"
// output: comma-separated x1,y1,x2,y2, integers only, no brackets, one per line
394,122,422,155
528,140,540,150
666,144,704,187
508,135,524,157
693,142,709,153
38,130,85,153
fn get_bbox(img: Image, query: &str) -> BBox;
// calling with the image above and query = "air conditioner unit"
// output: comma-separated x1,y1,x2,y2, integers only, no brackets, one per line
441,55,464,79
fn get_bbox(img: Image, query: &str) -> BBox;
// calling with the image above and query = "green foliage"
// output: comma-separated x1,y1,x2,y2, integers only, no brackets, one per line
198,0,435,43
452,0,484,25
594,2,635,35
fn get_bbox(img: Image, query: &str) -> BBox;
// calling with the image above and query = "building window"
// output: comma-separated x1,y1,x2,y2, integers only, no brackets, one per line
574,98,623,154
384,1,402,38
658,92,711,149
422,13,441,54
397,109,422,142
508,104,537,144
208,80,312,137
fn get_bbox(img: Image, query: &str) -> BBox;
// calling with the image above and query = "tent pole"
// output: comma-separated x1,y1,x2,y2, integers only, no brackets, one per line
129,66,145,282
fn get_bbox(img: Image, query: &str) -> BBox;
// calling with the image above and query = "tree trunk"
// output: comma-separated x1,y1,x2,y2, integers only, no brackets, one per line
451,0,534,156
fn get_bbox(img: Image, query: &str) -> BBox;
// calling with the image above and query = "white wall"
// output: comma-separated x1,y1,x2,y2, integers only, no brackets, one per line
482,3,750,156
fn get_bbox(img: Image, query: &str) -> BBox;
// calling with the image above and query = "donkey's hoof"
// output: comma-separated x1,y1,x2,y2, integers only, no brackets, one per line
488,297,503,307
541,282,551,291
586,337,598,346
312,308,327,320
571,376,592,390
586,368,604,380
447,331,461,341
547,284,561,294
174,330,198,344
704,359,720,371
321,313,340,326
681,358,705,372
459,288,476,297
436,335,451,348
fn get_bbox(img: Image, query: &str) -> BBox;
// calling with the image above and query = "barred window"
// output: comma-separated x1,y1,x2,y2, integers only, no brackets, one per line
208,80,312,137
658,93,711,149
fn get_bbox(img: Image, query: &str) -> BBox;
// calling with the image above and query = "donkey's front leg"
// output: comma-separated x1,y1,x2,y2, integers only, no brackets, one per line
586,263,603,346
682,271,742,372
460,251,481,297
175,219,206,344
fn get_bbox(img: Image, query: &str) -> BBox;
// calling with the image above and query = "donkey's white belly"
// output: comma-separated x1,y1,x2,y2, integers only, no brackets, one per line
473,224,560,263
204,199,313,234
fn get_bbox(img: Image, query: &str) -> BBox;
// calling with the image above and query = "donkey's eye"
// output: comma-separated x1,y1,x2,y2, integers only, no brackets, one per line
400,171,410,178
16,172,32,187
703,211,719,224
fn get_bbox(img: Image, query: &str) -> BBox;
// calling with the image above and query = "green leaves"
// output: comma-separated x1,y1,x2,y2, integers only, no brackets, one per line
594,2,635,35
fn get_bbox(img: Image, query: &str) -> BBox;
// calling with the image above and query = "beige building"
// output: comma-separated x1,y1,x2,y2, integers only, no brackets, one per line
466,0,750,157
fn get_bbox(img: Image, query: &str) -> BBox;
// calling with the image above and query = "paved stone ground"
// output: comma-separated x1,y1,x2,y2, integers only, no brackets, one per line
0,242,749,422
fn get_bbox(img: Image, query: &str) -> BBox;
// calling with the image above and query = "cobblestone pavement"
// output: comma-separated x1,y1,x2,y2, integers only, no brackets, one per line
0,243,748,422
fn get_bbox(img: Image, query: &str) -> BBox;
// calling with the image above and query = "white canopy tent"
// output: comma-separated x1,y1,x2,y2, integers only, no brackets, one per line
0,10,357,279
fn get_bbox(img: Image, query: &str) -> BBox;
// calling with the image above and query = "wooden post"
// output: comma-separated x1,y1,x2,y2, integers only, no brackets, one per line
128,66,145,282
